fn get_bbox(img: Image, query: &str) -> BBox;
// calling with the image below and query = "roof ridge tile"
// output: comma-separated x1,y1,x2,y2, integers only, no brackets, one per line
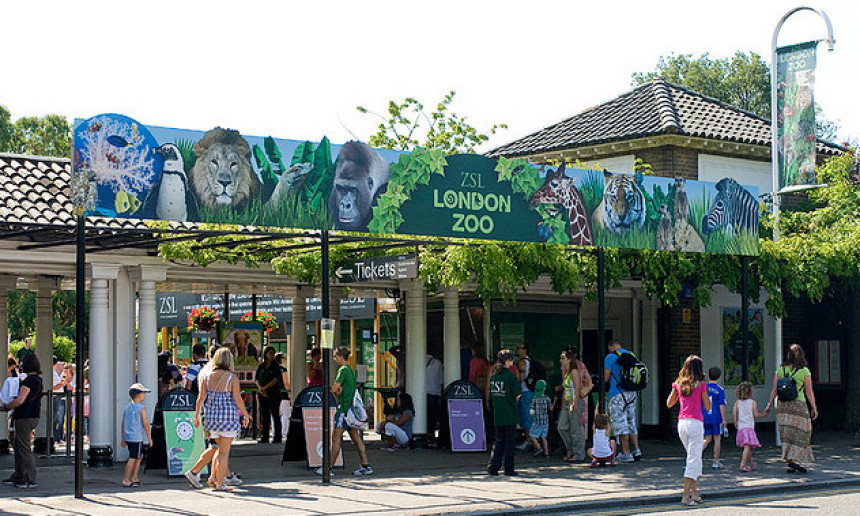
651,79,682,134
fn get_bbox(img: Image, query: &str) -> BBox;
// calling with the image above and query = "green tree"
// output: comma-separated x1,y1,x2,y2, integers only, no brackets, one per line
356,91,507,155
632,51,838,140
0,104,13,150
9,114,71,157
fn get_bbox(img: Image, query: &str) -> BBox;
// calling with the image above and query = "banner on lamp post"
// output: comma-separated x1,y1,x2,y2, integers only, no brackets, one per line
776,40,818,191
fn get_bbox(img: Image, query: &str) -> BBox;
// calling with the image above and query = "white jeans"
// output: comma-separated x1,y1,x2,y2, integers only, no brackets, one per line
379,422,410,445
677,418,704,480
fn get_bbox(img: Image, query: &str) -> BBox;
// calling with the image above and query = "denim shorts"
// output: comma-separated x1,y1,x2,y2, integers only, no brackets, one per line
530,423,548,438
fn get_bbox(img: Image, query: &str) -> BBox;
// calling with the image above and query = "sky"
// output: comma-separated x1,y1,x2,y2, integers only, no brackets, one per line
1,0,858,152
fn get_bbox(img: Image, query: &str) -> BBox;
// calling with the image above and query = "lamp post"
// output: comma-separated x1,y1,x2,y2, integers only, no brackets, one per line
70,167,96,498
770,6,834,445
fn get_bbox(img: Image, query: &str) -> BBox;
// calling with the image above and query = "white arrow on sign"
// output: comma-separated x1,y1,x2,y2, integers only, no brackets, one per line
334,266,353,279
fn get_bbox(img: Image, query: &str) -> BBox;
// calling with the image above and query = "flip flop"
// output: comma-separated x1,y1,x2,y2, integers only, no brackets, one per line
131,481,141,487
122,481,133,488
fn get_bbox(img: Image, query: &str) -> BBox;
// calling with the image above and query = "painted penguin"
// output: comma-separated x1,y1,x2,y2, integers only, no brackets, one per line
143,143,199,222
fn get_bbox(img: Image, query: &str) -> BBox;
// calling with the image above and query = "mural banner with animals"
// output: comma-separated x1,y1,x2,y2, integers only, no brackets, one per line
73,114,758,255
776,41,818,191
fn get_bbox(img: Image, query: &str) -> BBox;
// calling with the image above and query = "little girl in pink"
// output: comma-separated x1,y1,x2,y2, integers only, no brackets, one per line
733,381,768,472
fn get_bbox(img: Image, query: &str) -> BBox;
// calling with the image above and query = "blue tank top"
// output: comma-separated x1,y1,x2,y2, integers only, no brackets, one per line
123,402,146,442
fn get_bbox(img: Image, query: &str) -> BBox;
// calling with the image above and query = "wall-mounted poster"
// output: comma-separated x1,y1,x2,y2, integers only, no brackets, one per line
722,308,765,385
220,322,263,360
73,115,759,255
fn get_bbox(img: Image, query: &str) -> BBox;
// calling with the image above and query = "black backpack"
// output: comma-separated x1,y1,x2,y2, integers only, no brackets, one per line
525,358,547,391
776,367,802,401
614,350,648,392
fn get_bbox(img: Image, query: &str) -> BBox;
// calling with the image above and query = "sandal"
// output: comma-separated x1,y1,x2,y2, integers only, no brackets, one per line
213,484,233,491
131,481,141,487
680,498,698,507
122,481,133,488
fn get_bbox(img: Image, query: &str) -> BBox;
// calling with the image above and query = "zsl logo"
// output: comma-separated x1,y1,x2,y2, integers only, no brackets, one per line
490,381,505,395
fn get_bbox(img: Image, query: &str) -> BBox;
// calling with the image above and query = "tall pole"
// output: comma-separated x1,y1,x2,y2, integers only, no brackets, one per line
771,6,834,445
597,248,606,413
321,230,331,484
741,256,749,382
74,214,85,498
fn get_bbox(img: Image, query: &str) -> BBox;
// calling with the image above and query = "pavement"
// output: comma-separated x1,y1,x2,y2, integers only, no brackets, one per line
0,430,858,515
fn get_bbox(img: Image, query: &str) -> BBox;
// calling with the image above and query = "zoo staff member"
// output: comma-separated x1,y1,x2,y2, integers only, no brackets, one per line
487,350,521,476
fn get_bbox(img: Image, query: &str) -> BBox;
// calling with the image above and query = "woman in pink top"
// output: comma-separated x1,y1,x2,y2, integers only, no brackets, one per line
666,355,711,507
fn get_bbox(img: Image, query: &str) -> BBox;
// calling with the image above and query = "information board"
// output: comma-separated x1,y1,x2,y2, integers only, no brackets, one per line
302,407,343,468
448,399,486,452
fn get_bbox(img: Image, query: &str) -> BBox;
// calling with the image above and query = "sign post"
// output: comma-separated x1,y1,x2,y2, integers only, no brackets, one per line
444,380,486,452
161,388,208,477
334,254,418,283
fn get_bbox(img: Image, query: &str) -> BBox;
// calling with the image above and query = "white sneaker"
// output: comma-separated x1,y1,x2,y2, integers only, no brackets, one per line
515,442,530,451
712,460,723,469
618,453,635,463
184,470,203,489
313,467,334,477
224,473,243,486
353,466,373,476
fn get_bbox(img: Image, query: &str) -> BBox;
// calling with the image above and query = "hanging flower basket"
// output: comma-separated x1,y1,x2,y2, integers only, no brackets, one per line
188,306,219,332
240,311,279,332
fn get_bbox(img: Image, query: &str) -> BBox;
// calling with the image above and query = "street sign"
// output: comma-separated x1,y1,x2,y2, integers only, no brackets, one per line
334,254,418,283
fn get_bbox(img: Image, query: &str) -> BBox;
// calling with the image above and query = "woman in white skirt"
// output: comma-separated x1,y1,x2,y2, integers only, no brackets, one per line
666,355,711,507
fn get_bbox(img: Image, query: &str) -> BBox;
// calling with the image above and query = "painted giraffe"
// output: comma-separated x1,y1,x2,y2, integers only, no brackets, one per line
529,163,594,246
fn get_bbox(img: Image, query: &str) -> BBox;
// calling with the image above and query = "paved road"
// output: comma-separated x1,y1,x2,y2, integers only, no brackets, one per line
564,486,860,515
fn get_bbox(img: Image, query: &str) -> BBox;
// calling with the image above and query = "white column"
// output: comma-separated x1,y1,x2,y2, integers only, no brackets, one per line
133,266,167,421
0,276,13,446
88,264,118,460
113,267,135,461
34,277,56,441
443,286,460,387
404,280,427,435
289,287,311,397
640,295,660,425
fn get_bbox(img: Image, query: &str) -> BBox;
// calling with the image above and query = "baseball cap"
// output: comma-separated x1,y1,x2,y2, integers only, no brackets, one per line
129,383,152,396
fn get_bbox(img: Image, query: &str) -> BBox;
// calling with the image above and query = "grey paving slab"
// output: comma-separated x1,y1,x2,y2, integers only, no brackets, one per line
0,431,857,515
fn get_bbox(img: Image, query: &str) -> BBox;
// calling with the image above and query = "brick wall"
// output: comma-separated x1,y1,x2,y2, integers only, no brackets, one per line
662,300,701,428
635,146,699,180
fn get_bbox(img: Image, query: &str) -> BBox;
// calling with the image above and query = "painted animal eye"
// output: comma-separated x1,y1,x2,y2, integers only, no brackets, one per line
550,180,558,188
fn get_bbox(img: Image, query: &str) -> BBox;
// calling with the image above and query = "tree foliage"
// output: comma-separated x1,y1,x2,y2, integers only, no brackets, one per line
0,104,71,158
356,91,507,155
632,51,838,140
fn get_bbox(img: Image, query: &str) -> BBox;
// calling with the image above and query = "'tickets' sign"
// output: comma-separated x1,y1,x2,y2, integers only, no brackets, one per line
74,115,759,255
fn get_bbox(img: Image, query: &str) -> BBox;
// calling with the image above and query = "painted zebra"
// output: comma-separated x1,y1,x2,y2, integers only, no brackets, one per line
701,177,758,236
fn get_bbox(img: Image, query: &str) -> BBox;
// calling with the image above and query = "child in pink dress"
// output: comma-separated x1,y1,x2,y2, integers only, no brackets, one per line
733,381,767,472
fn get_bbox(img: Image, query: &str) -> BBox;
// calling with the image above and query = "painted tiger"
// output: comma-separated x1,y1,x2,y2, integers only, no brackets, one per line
701,177,758,236
591,170,647,233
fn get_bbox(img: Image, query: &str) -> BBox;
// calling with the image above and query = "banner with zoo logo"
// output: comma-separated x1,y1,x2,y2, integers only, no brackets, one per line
776,41,818,191
73,114,757,255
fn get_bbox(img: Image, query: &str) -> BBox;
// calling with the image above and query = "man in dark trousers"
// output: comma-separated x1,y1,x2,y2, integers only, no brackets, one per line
487,350,521,476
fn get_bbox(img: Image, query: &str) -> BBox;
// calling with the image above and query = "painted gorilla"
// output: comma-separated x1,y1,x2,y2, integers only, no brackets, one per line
190,127,261,211
328,141,391,231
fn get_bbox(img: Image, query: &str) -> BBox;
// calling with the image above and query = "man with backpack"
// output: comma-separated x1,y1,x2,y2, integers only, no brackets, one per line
603,339,644,463
184,345,208,395
514,343,545,451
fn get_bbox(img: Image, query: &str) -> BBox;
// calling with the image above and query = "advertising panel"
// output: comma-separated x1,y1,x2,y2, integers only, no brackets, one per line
74,115,759,255
776,41,818,191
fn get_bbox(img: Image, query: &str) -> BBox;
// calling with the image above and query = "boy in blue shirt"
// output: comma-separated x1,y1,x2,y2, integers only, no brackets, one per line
702,367,727,469
121,383,153,487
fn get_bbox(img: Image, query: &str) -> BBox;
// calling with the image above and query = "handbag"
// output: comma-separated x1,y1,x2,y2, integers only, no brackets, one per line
344,390,368,429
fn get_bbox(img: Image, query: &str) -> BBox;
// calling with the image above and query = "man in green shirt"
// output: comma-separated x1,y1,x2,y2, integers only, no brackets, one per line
316,346,372,477
16,338,34,363
488,350,521,476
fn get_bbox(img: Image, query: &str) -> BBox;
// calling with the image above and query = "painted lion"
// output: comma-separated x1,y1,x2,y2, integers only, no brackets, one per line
190,127,260,211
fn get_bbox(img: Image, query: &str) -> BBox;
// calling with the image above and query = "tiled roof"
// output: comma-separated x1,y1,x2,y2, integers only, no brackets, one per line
0,153,152,231
487,79,844,158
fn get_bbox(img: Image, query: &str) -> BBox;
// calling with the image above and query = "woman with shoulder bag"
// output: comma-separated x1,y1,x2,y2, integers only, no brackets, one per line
765,343,817,473
666,355,711,507
555,348,584,462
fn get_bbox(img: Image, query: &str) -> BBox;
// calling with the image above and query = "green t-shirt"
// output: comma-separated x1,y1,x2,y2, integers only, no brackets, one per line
335,365,357,414
777,365,811,403
16,347,34,363
490,368,521,426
